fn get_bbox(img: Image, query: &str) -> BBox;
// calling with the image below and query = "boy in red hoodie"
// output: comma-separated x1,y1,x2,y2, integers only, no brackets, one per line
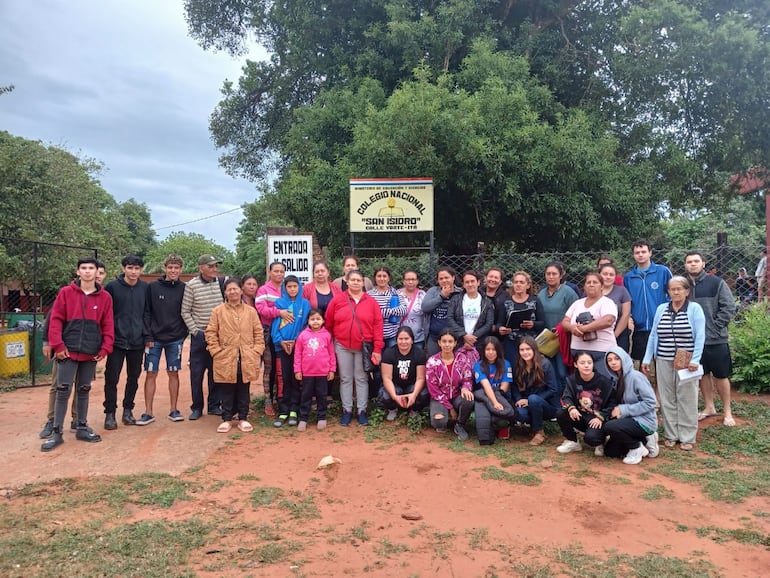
42,257,114,452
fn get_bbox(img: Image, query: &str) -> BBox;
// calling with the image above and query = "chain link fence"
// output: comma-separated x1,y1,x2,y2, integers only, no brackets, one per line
1,238,98,388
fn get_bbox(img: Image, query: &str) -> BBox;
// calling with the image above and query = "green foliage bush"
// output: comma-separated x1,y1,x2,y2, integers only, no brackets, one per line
730,303,770,394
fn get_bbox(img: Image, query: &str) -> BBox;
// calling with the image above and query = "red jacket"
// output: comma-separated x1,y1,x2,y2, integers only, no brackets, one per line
325,291,384,354
49,281,114,361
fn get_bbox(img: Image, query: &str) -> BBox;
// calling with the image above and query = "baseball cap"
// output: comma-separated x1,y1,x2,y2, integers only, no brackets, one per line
198,254,222,265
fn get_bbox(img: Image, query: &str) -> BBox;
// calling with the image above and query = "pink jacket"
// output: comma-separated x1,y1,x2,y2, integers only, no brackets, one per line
255,281,282,326
293,326,336,376
302,282,342,309
425,349,476,409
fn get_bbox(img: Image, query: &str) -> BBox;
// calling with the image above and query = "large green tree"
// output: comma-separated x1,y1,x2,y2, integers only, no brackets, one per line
0,131,157,291
144,231,233,274
186,0,770,251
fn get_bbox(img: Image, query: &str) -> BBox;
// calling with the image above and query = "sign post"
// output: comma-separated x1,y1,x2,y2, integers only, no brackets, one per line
267,234,314,284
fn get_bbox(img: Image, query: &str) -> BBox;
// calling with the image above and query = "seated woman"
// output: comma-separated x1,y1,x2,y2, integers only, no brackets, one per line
555,351,617,454
511,336,560,446
603,347,659,464
561,271,617,378
378,327,429,421
425,329,476,441
472,337,515,445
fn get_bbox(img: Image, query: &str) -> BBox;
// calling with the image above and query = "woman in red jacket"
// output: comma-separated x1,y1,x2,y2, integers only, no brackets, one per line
325,270,384,426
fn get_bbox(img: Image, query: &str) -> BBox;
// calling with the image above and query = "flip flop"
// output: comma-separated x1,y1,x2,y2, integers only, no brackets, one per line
697,412,718,421
723,416,736,427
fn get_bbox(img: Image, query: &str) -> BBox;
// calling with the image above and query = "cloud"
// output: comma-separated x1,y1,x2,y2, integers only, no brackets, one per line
0,0,267,250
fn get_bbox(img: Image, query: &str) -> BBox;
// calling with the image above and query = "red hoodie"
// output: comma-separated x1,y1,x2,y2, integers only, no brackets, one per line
49,280,114,361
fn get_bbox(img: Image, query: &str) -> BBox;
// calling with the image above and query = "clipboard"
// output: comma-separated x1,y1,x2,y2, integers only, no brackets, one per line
535,328,559,358
505,309,532,330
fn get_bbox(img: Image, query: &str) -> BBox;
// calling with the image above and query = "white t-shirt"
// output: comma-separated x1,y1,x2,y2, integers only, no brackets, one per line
462,294,481,334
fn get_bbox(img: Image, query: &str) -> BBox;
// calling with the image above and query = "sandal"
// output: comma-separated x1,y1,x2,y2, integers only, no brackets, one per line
529,432,546,446
723,416,736,427
664,439,677,448
680,442,694,451
217,421,232,433
237,420,253,432
697,412,718,421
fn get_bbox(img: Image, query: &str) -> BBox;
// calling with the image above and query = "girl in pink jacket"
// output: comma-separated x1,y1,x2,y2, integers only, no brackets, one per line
294,309,336,431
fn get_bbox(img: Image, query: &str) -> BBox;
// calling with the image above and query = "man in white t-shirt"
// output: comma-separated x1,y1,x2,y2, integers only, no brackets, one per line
755,248,767,302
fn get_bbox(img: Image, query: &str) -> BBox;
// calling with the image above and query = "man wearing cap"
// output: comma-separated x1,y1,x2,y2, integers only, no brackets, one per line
181,254,226,419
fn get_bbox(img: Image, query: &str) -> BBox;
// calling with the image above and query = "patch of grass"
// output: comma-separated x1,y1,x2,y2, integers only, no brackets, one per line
374,538,409,557
606,475,633,485
641,484,675,501
753,511,770,518
250,486,284,507
694,526,770,547
467,527,489,550
255,540,303,564
351,521,371,542
481,465,541,486
237,474,260,481
278,494,320,520
698,400,770,458
0,515,209,577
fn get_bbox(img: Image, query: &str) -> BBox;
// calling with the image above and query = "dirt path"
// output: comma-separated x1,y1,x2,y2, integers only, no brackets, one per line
1,345,768,576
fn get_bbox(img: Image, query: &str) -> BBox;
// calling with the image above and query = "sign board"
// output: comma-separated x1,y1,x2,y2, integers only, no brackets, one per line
267,235,313,283
349,178,434,232
5,339,26,359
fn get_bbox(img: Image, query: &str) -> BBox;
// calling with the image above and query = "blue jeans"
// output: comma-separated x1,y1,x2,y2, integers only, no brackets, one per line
189,331,218,413
144,339,184,372
513,394,559,432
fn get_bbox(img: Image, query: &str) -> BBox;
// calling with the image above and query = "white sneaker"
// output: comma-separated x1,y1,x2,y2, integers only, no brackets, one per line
645,432,660,458
594,444,605,457
557,440,583,454
623,443,650,465
386,409,399,421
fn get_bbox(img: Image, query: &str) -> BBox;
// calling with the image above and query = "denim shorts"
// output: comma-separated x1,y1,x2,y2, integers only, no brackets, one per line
144,339,185,372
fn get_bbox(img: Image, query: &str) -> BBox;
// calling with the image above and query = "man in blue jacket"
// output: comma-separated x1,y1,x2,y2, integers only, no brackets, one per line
624,240,672,362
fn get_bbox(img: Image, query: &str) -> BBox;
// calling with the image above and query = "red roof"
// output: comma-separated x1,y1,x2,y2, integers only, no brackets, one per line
730,167,768,195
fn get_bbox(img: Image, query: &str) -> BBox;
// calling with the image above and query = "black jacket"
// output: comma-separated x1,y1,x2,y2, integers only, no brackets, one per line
445,291,494,343
105,274,148,350
143,276,188,343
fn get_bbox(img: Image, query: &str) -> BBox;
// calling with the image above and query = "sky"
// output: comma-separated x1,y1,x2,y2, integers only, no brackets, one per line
0,0,267,251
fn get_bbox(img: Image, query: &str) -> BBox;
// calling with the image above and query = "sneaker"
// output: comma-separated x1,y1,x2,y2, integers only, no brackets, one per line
386,409,399,421
496,426,510,440
189,409,203,421
287,412,299,427
434,427,447,433
317,420,327,431
454,423,469,441
104,412,118,430
622,443,650,465
217,421,232,433
645,432,660,458
357,411,369,426
594,445,605,457
557,440,583,454
39,419,54,439
297,421,307,432
274,414,288,428
136,413,155,426
75,428,102,443
168,410,184,422
41,432,64,452
340,411,353,426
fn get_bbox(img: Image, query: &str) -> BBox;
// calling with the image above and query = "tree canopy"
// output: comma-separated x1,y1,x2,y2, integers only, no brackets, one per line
0,131,157,290
144,231,233,274
186,0,770,253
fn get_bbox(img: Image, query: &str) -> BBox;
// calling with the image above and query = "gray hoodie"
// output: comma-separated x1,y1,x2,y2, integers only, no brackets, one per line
606,346,658,433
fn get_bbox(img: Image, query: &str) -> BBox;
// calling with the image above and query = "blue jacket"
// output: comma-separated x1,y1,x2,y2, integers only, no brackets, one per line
642,300,706,366
606,346,657,433
624,262,672,332
271,279,310,349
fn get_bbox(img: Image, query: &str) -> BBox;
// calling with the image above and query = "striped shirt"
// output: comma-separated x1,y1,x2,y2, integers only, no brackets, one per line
655,303,695,360
181,275,224,335
367,286,407,340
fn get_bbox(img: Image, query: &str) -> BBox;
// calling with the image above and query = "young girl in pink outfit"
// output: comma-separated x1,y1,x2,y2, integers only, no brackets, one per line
294,309,336,431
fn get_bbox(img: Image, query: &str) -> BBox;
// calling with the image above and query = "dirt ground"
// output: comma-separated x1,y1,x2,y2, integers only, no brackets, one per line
1,342,768,576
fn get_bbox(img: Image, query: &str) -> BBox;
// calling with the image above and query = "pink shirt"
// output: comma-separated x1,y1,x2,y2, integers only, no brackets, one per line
564,296,617,352
293,326,336,376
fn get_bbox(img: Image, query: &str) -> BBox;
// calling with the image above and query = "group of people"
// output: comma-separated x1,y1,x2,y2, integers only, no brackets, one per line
38,241,743,464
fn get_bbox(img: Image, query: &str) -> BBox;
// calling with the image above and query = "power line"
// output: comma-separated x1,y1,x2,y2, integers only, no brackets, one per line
155,206,243,230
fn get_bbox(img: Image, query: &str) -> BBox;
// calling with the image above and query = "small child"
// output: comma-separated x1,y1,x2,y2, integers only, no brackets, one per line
271,275,310,427
473,336,516,437
294,309,336,431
